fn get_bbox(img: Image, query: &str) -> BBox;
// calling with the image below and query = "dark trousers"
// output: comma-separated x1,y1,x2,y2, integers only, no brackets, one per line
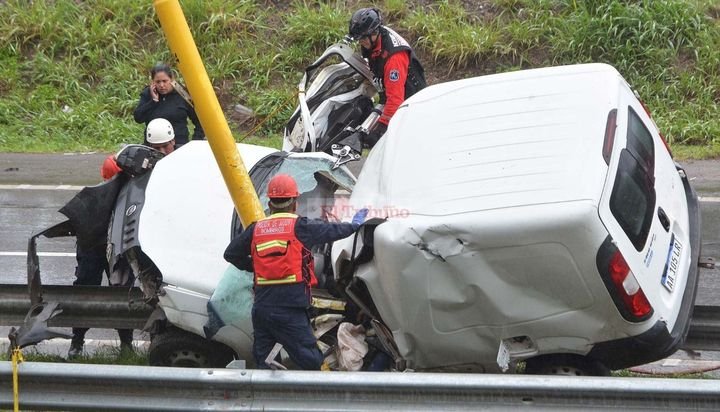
252,305,323,370
71,248,133,346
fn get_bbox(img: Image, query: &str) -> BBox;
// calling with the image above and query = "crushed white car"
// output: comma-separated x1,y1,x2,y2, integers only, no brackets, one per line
137,142,355,366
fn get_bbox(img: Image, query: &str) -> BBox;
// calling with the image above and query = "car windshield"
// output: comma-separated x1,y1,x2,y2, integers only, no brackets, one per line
232,154,354,238
256,155,355,221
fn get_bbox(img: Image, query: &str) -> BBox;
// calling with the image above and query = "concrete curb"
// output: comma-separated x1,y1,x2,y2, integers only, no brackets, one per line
630,358,720,375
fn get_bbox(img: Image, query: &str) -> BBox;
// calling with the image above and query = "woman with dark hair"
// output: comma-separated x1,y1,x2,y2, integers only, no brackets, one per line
133,63,204,147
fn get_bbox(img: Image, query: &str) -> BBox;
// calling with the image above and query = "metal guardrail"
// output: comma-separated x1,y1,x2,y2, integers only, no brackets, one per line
0,288,718,410
1,362,719,411
0,284,152,330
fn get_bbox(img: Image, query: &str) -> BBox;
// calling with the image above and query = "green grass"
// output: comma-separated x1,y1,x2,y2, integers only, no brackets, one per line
1,345,148,365
0,0,719,156
612,369,714,379
672,141,720,159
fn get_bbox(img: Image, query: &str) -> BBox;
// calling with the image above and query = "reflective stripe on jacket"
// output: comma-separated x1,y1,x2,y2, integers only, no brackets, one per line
251,213,316,287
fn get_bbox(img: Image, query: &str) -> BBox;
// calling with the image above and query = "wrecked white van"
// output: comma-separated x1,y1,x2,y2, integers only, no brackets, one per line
331,63,700,374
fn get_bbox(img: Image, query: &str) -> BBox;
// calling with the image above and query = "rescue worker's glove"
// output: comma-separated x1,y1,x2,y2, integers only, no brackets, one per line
352,208,370,229
363,122,387,149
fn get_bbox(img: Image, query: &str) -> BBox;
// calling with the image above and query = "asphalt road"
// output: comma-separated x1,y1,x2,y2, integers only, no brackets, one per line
1,152,130,348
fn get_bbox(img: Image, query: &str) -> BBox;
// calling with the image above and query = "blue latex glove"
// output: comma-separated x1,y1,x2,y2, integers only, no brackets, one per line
352,208,369,229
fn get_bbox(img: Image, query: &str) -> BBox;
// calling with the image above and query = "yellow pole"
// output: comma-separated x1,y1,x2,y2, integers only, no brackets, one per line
153,0,265,227
12,348,24,412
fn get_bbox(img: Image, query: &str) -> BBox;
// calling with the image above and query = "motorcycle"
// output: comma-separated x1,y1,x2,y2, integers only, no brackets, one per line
282,42,382,168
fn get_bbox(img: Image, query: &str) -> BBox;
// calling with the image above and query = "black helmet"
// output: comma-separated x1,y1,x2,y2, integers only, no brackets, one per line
348,8,382,41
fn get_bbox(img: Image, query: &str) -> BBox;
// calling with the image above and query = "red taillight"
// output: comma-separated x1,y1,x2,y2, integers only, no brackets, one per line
602,109,618,165
608,250,652,318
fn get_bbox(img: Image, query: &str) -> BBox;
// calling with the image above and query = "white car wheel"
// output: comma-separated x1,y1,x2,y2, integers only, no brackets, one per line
524,354,610,376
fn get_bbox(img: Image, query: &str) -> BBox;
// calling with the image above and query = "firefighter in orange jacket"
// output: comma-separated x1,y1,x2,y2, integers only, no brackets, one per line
224,174,368,370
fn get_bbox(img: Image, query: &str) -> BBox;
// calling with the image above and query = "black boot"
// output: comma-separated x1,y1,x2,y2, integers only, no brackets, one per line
68,328,87,359
118,329,134,355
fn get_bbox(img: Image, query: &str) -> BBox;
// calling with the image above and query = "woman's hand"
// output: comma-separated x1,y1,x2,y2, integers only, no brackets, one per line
150,84,159,102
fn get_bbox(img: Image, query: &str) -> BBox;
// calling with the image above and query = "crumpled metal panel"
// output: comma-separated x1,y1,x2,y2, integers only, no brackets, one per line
347,202,639,370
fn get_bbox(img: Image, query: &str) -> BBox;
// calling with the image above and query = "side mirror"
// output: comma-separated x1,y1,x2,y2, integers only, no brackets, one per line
115,144,165,177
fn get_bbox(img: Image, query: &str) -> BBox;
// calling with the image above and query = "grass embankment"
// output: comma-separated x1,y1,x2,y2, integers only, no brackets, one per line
1,346,148,365
1,0,719,157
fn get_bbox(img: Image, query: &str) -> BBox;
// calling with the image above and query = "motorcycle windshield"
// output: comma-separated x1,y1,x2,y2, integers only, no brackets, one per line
301,43,374,91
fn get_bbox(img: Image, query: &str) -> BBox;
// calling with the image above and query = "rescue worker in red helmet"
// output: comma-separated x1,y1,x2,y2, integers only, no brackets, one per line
348,7,426,147
224,174,369,370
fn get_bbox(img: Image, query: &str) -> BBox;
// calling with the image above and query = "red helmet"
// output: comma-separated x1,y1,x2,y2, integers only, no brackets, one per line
267,174,299,198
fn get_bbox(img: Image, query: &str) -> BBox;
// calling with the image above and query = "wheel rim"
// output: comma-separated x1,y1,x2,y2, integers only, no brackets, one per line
547,365,588,376
168,349,208,367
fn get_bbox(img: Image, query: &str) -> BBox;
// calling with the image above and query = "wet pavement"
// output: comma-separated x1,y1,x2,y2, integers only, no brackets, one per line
0,152,109,186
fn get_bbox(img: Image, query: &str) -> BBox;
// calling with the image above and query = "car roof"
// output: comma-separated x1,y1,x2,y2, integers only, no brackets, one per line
361,63,628,216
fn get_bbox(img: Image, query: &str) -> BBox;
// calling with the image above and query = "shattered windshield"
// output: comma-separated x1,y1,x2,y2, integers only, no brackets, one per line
256,156,355,221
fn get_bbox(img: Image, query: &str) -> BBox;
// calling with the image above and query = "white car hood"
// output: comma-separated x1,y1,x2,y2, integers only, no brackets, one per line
138,141,275,296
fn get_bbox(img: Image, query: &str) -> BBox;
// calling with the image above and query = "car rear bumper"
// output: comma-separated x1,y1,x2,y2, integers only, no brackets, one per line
587,165,701,370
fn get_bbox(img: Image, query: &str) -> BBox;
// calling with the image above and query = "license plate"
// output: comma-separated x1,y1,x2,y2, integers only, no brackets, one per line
661,235,682,292
496,339,511,372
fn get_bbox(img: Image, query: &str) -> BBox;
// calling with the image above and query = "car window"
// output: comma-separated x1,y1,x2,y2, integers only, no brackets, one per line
626,107,655,177
610,149,656,251
231,156,355,238
272,157,354,222
257,157,354,208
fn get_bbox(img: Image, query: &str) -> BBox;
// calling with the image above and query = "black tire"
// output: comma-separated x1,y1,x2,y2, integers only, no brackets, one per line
524,354,610,376
148,326,236,368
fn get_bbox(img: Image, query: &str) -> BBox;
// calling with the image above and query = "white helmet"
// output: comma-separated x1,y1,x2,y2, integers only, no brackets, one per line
146,118,175,144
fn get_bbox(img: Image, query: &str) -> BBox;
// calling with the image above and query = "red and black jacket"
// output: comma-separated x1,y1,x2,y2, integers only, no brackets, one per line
250,213,317,287
362,26,426,124
224,214,356,308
